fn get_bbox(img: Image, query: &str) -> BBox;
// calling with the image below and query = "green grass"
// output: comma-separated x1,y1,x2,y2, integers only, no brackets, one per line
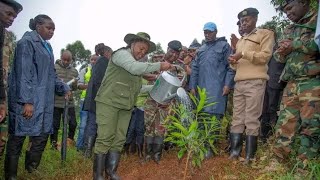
0,139,93,179
0,109,94,179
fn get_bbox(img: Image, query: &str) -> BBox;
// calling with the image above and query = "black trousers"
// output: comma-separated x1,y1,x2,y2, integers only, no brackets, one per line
5,133,49,178
260,85,283,137
125,108,145,145
5,133,49,157
51,107,77,143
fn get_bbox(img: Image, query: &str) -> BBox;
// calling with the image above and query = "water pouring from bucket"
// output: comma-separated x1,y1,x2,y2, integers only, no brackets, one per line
149,65,186,105
176,87,194,127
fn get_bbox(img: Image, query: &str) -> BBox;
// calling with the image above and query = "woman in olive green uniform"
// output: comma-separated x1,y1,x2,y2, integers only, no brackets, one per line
92,32,172,180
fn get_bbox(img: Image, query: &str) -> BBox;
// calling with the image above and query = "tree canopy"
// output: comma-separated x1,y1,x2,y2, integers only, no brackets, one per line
61,40,92,67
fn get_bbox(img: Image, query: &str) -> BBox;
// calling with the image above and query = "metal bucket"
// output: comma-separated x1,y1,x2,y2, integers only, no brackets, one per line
149,65,186,105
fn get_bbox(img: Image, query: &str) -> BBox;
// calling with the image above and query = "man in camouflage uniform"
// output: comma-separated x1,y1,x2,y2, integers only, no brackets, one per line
273,0,320,160
0,0,23,158
0,29,13,157
144,40,182,164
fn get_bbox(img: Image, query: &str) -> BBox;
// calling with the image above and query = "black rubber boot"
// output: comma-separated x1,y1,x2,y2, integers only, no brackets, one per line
93,154,106,180
244,135,258,165
145,143,153,162
153,136,164,164
144,136,153,162
260,124,271,143
123,143,130,156
130,142,137,154
4,155,19,180
153,144,163,164
25,151,42,173
228,133,243,160
137,144,143,159
204,143,214,159
84,136,95,158
260,115,272,143
105,151,121,180
25,151,31,171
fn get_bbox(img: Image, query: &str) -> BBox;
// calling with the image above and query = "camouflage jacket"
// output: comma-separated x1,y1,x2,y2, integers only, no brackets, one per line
3,30,13,89
274,10,320,81
0,25,5,103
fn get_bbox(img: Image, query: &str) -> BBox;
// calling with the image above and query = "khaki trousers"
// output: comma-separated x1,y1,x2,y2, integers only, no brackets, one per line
94,102,132,153
230,79,266,136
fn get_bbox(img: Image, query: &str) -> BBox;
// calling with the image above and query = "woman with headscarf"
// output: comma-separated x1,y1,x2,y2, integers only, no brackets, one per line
4,14,70,179
93,32,172,180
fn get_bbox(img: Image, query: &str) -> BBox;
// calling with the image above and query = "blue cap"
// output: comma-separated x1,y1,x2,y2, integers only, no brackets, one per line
203,22,217,31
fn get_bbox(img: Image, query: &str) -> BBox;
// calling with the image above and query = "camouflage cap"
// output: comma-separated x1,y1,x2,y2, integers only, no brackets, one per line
0,0,23,13
237,8,259,19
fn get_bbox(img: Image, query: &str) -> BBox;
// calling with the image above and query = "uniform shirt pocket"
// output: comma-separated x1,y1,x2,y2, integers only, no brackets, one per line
111,82,132,110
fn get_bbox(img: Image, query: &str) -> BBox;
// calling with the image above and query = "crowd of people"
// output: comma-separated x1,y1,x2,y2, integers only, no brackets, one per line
0,0,319,179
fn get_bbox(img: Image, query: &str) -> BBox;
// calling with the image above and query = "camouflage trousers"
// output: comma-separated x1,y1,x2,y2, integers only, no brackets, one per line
0,118,8,157
144,98,169,137
273,77,320,160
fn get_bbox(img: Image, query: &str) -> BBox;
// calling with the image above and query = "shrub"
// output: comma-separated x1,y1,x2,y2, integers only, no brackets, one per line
165,87,221,180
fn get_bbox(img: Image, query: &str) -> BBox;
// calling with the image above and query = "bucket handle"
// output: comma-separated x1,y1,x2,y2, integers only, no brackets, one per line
171,64,187,85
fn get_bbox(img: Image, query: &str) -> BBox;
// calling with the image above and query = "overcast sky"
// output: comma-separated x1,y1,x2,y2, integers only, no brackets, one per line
9,0,278,59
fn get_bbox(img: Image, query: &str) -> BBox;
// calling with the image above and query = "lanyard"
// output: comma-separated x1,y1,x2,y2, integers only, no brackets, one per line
42,41,53,56
38,34,53,56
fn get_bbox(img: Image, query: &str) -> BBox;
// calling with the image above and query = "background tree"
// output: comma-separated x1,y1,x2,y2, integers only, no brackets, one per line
7,31,17,67
258,16,290,42
148,42,165,59
155,42,165,54
264,0,318,41
61,40,91,68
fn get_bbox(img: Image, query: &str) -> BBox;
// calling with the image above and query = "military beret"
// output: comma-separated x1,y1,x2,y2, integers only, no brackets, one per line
0,0,23,13
189,40,201,49
237,8,259,19
168,40,182,52
279,0,295,11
